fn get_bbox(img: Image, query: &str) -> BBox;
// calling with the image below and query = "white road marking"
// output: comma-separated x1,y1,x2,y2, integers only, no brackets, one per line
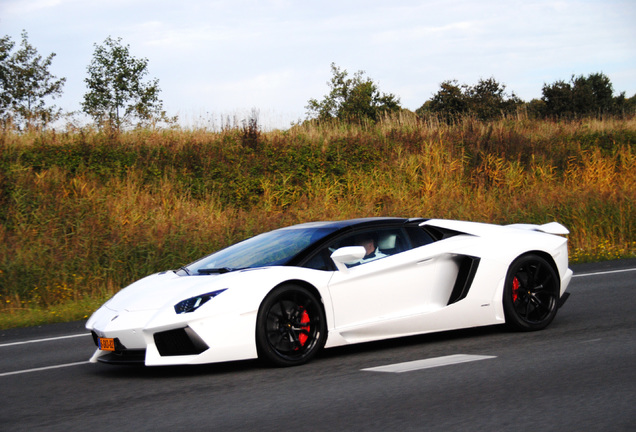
579,338,602,343
573,268,636,278
0,361,90,377
0,333,90,348
362,354,497,373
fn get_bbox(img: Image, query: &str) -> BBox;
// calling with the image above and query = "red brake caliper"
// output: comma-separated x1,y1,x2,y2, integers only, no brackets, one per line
512,277,520,303
298,309,311,347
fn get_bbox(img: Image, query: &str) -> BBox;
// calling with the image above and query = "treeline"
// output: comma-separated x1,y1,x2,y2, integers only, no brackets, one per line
1,32,635,132
416,73,633,122
308,64,635,124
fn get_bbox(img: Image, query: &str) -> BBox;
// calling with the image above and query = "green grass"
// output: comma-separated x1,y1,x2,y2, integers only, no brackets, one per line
1,114,634,329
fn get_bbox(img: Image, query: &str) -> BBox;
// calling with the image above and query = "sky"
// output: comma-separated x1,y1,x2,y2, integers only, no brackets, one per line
1,0,635,129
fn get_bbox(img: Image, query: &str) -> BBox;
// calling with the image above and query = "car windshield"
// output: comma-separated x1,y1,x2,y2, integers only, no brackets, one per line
186,224,339,274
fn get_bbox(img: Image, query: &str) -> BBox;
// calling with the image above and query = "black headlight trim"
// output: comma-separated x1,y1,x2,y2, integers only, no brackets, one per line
174,289,227,314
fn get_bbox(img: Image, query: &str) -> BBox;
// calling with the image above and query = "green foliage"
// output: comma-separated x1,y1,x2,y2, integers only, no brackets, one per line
306,63,401,123
0,31,66,129
525,98,546,119
0,35,14,114
541,72,626,118
627,93,636,113
541,80,573,117
466,78,522,120
82,36,172,130
572,73,614,115
418,77,521,122
417,80,467,122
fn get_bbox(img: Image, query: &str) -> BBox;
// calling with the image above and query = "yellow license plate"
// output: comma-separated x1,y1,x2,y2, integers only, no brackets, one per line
99,337,116,351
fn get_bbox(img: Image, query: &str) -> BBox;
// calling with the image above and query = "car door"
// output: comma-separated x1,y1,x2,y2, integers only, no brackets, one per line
326,227,465,341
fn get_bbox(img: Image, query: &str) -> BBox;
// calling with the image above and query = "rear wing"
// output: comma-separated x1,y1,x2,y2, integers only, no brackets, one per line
506,222,569,236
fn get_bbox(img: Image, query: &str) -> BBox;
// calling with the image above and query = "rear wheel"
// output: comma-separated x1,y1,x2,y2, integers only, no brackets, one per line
503,254,560,331
256,284,326,367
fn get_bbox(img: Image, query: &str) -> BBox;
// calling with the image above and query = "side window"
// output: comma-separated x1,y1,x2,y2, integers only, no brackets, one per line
301,227,419,271
406,226,436,247
331,228,410,267
377,229,409,255
302,249,331,271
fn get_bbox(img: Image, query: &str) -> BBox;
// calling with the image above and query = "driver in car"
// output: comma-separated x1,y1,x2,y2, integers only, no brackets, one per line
355,233,387,264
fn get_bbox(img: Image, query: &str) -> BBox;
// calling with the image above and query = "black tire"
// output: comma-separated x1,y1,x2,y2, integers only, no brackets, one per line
256,284,326,367
503,254,560,331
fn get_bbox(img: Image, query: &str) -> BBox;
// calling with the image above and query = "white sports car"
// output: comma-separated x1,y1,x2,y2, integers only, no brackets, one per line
86,217,572,367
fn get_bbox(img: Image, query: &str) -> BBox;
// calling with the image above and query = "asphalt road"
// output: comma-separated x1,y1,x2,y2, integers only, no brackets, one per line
1,259,635,431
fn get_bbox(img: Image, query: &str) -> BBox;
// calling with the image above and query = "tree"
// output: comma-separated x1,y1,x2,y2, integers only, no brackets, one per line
417,80,468,121
82,36,171,130
465,77,522,120
525,98,546,119
419,77,521,122
0,31,66,129
541,80,573,118
624,93,636,115
0,35,14,116
306,63,400,122
541,72,619,118
572,73,614,116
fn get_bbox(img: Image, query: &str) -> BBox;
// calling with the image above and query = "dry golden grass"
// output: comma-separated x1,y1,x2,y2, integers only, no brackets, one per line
0,115,634,328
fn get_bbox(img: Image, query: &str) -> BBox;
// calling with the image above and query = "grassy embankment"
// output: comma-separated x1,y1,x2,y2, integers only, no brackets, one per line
1,115,634,329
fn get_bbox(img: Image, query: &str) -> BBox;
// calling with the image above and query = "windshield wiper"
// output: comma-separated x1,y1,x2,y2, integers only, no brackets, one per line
177,266,191,275
197,267,238,274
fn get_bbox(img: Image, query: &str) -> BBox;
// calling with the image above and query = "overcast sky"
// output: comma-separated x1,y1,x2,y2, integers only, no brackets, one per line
1,0,634,129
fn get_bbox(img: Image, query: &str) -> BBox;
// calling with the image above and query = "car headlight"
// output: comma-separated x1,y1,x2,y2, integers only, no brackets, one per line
174,289,227,314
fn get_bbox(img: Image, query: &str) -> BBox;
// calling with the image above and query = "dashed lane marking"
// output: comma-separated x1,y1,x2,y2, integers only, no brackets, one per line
362,354,497,373
573,268,636,278
0,333,90,348
0,361,90,377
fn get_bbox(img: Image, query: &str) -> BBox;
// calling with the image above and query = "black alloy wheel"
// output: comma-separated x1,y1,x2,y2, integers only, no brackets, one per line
256,284,326,367
503,254,560,331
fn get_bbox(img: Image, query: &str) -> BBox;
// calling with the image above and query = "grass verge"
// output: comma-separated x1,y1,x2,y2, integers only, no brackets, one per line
1,114,634,329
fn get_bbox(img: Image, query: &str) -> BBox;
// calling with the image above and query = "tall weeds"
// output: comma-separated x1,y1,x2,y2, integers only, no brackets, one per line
0,116,634,326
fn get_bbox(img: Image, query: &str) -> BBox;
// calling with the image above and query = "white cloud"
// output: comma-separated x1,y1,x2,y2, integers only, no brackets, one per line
1,0,69,15
1,0,634,128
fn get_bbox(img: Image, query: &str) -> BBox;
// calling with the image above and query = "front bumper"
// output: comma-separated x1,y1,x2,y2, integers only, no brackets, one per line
90,326,209,364
87,305,259,366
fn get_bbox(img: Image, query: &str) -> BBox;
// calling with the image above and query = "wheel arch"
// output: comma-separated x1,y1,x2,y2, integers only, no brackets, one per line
517,250,561,291
275,279,326,317
257,279,329,328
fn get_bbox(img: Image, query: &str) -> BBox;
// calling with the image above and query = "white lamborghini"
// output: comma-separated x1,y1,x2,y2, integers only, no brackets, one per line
86,217,572,367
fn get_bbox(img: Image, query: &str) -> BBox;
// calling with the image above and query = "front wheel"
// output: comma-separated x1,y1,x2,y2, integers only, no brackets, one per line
256,284,326,367
503,254,560,331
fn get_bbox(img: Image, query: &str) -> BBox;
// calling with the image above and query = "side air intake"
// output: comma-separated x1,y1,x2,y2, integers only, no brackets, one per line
447,256,481,305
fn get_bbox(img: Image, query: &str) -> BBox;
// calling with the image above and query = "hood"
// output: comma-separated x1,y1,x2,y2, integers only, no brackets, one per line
104,271,234,312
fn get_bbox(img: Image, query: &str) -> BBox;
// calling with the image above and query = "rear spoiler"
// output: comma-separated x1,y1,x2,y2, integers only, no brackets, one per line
507,222,569,236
